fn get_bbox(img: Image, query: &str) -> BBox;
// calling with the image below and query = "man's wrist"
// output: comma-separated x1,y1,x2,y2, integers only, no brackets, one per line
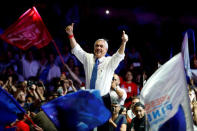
68,34,74,39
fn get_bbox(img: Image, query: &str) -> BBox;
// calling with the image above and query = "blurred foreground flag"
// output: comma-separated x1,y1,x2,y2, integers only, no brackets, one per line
0,86,25,127
41,90,111,131
140,53,193,131
0,6,52,50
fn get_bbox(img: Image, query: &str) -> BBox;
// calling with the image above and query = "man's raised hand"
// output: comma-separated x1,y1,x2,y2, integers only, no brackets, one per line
65,23,74,35
121,30,128,43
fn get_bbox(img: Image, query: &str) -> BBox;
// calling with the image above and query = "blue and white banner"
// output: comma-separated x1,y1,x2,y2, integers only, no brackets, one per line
182,33,192,78
140,53,193,131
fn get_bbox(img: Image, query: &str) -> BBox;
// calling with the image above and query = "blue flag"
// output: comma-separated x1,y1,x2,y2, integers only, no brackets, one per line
41,90,111,130
0,86,25,127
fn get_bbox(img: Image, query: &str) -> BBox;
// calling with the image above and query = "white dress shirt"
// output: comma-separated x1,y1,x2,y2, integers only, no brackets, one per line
47,64,61,82
72,44,124,96
22,59,39,79
110,86,127,105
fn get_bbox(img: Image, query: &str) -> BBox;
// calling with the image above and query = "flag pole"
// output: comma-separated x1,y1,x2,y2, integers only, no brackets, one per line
51,39,65,65
25,114,36,127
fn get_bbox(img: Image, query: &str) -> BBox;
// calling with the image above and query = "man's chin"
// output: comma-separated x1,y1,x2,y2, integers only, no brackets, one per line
95,54,102,58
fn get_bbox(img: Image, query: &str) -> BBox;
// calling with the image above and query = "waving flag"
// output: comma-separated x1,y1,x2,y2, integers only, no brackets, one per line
182,33,192,78
140,53,193,131
0,6,52,50
0,86,25,127
41,90,111,130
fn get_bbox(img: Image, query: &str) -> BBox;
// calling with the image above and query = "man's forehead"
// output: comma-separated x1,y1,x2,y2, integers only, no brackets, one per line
95,40,105,45
112,104,120,107
113,74,118,78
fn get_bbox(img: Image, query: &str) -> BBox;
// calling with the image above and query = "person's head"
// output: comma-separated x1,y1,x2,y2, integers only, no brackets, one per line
94,39,108,58
131,96,140,108
133,102,145,119
26,96,33,104
125,70,133,82
49,53,56,64
60,73,67,80
119,105,127,115
17,113,25,120
112,74,120,86
67,58,75,68
111,99,121,115
73,66,80,76
16,90,26,103
189,88,196,102
37,82,45,96
194,58,197,69
60,79,70,90
25,50,33,61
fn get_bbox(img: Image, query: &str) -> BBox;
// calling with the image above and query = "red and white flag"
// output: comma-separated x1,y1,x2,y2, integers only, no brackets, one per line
0,6,52,50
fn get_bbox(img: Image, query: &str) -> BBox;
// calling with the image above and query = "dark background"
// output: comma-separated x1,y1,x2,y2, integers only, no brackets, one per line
0,0,197,69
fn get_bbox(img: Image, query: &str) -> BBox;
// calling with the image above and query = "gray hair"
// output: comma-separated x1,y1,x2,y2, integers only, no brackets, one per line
94,39,108,49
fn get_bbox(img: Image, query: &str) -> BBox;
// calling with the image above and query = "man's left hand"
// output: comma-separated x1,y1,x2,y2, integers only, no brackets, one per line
121,30,128,43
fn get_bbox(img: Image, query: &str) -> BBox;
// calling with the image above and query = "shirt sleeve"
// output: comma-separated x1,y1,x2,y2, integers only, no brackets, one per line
118,87,127,101
71,44,87,64
109,51,125,70
120,115,127,124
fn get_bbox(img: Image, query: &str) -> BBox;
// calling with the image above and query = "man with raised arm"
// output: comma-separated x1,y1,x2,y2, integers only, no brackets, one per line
65,23,128,130
65,23,128,96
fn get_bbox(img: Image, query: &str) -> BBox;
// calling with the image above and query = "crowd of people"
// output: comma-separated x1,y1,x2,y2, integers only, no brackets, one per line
0,24,197,131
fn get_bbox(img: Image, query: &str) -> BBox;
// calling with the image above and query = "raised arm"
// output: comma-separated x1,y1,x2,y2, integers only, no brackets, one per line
118,31,128,54
111,81,124,98
65,23,78,49
64,64,82,86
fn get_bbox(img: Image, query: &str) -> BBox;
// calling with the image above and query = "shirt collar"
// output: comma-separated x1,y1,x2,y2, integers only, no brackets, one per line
94,56,105,63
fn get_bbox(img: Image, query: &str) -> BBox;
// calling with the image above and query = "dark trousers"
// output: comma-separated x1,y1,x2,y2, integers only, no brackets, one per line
97,93,111,131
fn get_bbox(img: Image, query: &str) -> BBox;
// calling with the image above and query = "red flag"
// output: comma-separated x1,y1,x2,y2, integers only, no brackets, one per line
0,6,52,50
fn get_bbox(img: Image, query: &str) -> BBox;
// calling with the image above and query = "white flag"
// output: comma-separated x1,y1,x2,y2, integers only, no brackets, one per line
140,53,193,131
182,33,192,77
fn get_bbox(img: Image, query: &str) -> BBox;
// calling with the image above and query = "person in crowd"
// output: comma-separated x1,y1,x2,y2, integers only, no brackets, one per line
126,96,140,125
119,105,127,116
64,63,84,89
37,49,48,76
121,70,139,108
39,53,61,84
15,90,29,111
57,79,77,96
191,98,197,130
60,72,67,81
189,87,197,130
128,47,142,63
2,75,17,95
46,53,61,83
6,113,30,131
73,66,85,85
109,99,127,131
66,23,128,131
21,50,39,80
110,74,127,105
130,102,149,131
